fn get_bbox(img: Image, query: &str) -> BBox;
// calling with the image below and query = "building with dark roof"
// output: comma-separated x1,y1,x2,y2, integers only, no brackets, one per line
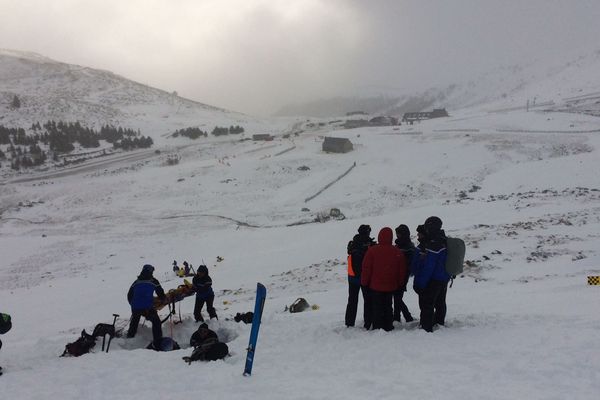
322,137,353,153
402,108,449,123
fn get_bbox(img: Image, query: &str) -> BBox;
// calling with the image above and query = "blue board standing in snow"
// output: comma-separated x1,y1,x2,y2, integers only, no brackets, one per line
243,283,266,376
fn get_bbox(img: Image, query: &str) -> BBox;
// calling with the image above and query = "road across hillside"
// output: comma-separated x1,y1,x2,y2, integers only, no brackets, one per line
2,148,159,184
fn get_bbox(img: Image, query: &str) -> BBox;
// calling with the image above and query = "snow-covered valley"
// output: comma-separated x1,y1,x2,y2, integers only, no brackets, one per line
1,45,600,399
1,103,599,398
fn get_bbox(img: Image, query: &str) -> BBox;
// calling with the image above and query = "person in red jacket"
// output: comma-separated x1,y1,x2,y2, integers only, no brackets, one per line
361,227,408,331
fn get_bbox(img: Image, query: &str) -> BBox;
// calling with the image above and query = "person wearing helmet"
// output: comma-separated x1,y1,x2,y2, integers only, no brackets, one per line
126,264,167,348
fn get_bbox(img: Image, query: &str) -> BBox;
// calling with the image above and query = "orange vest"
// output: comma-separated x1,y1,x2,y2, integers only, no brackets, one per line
347,255,355,277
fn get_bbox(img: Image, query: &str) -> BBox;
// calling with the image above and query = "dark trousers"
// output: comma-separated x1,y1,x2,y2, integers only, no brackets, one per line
345,279,372,328
418,280,448,332
127,309,162,347
393,288,413,322
371,290,394,331
194,295,217,321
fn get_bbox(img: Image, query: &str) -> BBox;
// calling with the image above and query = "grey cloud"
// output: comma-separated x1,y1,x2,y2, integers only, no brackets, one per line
1,0,600,115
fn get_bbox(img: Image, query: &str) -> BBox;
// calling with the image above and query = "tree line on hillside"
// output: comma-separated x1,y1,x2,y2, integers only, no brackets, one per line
0,121,153,171
172,125,244,139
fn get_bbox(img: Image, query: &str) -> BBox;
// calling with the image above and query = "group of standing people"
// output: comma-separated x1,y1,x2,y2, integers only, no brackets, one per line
345,216,450,332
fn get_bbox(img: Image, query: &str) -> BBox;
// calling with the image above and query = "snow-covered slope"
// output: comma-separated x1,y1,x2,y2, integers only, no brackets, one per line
0,49,281,143
439,49,600,115
276,49,600,118
1,97,599,398
1,44,600,398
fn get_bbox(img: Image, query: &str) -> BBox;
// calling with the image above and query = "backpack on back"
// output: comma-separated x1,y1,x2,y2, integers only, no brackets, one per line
445,237,466,277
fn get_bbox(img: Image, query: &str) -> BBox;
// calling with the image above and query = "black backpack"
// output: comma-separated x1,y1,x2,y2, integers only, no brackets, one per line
0,313,11,334
184,342,229,363
61,330,96,357
234,312,254,324
288,298,310,313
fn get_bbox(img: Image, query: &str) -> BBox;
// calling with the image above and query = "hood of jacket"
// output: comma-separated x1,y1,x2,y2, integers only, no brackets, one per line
424,229,447,251
377,227,393,245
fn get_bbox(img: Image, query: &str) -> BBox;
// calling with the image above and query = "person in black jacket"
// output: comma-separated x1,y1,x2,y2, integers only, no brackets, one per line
190,323,218,347
393,224,415,322
126,264,166,348
193,265,218,322
0,312,11,376
345,224,376,328
186,323,228,362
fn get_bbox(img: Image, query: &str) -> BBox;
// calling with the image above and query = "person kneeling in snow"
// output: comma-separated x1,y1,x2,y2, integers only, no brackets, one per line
193,265,218,322
127,264,167,349
185,323,228,362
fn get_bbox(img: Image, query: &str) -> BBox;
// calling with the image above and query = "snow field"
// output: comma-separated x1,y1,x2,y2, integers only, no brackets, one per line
1,107,600,399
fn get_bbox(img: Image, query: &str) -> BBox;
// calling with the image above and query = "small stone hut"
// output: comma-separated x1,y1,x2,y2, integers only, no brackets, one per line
322,137,353,153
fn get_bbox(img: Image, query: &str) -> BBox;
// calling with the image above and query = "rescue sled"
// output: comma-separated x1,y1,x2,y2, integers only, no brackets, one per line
153,279,196,311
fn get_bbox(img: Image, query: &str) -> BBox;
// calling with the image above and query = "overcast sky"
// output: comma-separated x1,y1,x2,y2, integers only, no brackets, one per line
1,0,600,115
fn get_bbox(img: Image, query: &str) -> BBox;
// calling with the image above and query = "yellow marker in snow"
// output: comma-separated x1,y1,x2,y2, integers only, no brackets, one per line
588,276,600,285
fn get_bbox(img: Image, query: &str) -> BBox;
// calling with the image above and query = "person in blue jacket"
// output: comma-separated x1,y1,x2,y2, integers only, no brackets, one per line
412,216,450,332
127,264,166,348
193,265,218,322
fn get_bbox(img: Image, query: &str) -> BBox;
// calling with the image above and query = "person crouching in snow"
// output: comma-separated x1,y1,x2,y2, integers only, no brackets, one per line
412,216,450,332
193,265,218,322
361,227,408,331
127,264,166,348
186,323,228,362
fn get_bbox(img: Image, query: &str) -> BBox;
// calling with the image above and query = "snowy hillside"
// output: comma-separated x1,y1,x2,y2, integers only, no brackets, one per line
440,49,600,115
0,49,281,143
276,49,600,118
1,87,600,400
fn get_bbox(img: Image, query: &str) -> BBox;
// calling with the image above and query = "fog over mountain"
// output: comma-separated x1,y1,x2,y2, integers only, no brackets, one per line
1,0,599,115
